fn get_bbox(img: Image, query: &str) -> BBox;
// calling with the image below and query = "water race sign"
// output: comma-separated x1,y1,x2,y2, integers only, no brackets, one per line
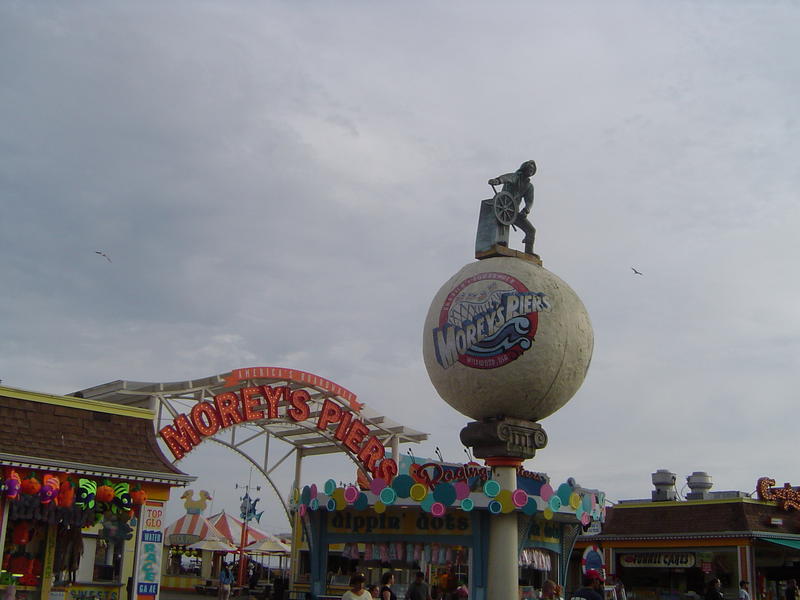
158,368,398,481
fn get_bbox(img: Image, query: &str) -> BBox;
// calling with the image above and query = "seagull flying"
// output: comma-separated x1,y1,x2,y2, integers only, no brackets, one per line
95,251,112,263
631,267,643,276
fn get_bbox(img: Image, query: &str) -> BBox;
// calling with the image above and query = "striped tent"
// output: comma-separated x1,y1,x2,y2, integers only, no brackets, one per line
163,513,228,546
208,510,269,547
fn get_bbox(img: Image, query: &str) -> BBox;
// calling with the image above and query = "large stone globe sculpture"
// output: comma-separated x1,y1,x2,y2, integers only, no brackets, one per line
423,256,593,423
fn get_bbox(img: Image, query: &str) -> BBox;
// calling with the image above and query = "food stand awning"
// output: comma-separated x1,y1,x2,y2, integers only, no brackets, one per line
245,535,291,555
209,510,270,546
758,537,800,550
164,513,227,545
187,538,238,552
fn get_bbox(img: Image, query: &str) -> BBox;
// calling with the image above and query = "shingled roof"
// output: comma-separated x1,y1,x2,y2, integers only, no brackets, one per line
0,386,194,485
597,499,800,539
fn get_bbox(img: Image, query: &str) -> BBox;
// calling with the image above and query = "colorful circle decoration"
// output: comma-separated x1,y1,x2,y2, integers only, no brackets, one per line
391,475,414,498
344,486,360,504
496,489,514,513
293,476,598,528
370,478,387,495
433,483,456,506
522,497,538,515
557,483,573,505
483,480,501,498
410,483,428,502
539,483,554,501
354,493,369,511
454,481,471,500
379,487,397,506
332,488,346,509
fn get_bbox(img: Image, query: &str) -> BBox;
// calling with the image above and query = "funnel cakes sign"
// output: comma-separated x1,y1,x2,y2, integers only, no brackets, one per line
158,368,397,481
431,272,550,370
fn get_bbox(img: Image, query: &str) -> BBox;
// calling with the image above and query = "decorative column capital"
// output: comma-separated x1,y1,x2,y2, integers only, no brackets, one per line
460,417,548,461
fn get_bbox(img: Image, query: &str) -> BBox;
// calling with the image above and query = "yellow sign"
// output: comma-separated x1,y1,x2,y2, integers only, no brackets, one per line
328,508,471,535
66,586,122,600
527,519,560,545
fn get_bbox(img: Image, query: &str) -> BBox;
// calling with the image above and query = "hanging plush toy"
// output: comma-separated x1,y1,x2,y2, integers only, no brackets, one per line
11,521,32,545
20,475,41,497
56,479,75,508
4,470,21,500
95,481,115,504
131,485,147,506
75,479,97,509
112,482,132,511
39,474,60,504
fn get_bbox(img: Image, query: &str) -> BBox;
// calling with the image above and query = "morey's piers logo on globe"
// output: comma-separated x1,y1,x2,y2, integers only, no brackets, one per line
432,271,550,370
423,257,593,423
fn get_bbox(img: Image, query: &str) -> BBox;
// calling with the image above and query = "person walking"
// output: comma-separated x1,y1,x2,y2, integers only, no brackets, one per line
454,581,468,600
786,580,799,600
571,570,605,600
342,573,371,600
406,572,432,600
219,565,234,600
542,580,558,600
380,572,397,600
705,578,724,600
739,581,750,600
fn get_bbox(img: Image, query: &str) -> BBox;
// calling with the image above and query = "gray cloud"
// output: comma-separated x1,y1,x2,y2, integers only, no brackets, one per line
2,1,800,529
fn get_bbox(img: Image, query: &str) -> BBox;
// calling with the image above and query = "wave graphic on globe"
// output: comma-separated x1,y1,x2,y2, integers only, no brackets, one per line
464,316,532,359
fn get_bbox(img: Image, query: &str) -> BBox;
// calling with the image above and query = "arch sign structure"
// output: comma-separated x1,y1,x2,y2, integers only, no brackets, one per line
76,367,428,525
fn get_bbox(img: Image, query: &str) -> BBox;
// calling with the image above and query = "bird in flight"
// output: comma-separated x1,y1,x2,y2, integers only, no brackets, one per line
631,267,643,276
95,251,112,263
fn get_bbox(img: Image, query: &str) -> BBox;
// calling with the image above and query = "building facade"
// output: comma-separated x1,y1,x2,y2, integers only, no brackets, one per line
0,385,194,600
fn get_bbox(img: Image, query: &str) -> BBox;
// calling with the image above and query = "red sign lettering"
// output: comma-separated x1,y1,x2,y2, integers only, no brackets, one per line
158,382,395,483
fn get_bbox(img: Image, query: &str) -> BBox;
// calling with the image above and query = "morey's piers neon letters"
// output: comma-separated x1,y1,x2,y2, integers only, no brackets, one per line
159,384,397,481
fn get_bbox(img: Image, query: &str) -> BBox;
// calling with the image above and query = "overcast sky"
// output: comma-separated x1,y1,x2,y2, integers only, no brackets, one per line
3,2,800,533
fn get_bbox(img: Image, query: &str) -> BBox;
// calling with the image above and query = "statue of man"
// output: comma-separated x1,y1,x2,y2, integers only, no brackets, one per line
488,160,537,255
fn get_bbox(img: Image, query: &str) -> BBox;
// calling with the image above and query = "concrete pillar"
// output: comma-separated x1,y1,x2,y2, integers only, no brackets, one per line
487,460,521,600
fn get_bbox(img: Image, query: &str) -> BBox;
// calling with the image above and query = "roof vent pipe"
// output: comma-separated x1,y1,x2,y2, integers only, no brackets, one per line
651,469,677,502
686,471,713,500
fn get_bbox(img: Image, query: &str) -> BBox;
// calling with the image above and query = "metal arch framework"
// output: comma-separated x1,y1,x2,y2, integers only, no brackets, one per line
76,368,429,527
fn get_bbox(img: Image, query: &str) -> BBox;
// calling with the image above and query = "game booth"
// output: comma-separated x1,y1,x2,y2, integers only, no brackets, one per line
290,455,606,600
